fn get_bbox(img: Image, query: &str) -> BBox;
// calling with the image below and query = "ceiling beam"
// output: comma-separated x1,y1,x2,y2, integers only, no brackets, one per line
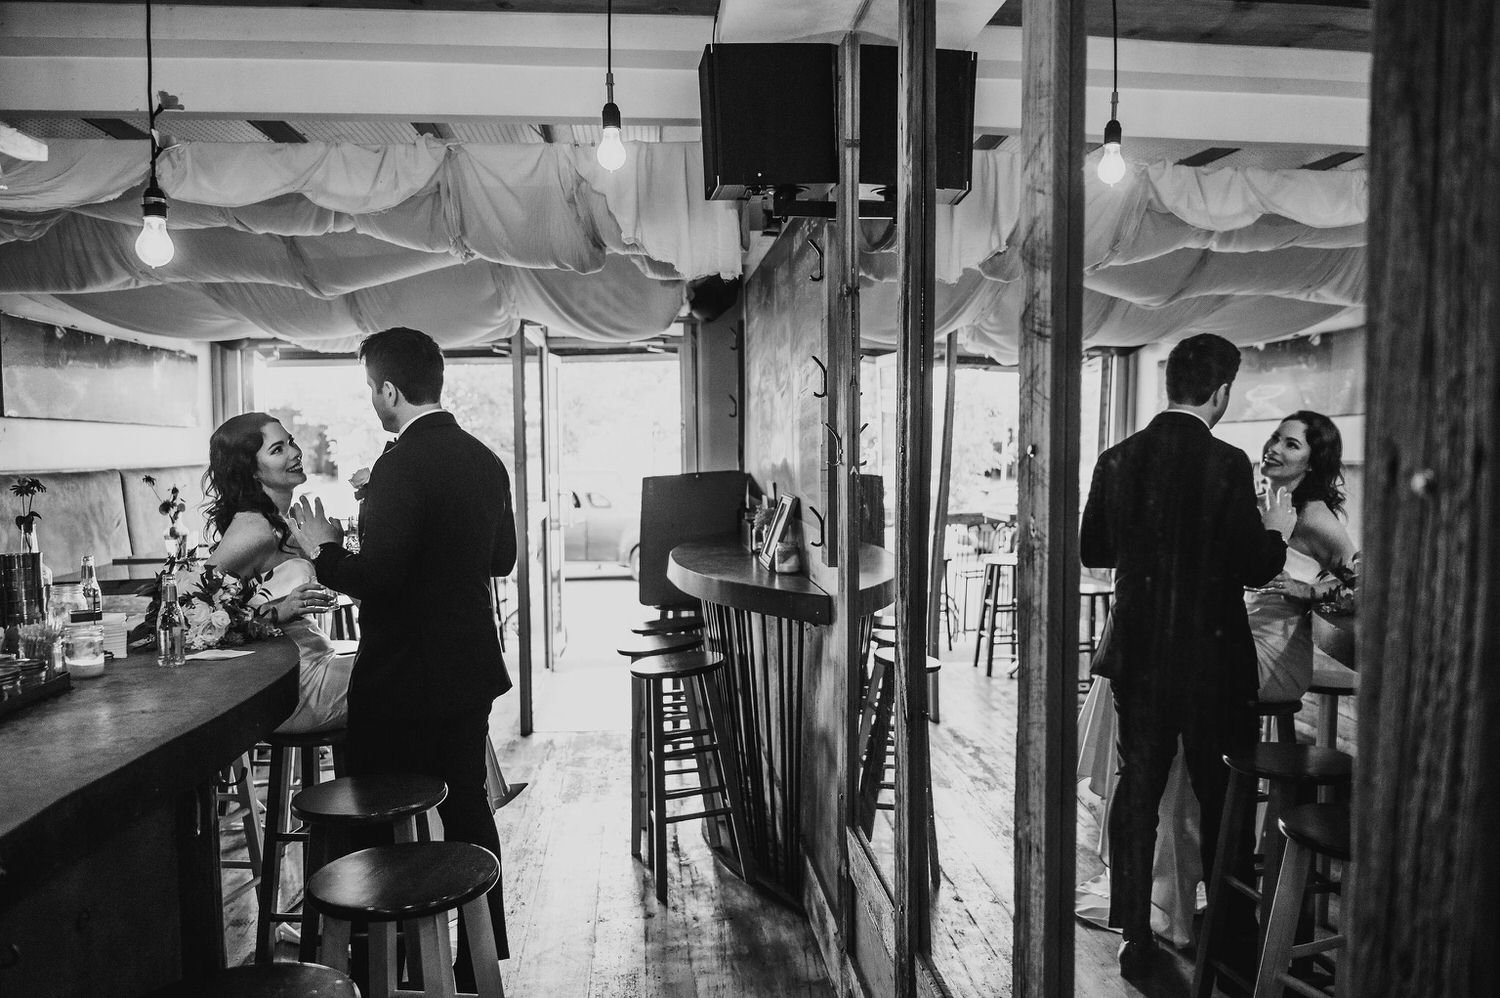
0,3,1371,147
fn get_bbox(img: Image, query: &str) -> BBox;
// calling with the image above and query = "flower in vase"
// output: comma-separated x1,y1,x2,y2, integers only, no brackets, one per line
10,476,46,546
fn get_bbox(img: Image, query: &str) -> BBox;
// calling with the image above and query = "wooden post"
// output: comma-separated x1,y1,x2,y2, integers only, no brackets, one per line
927,331,958,654
828,32,863,994
510,324,533,737
1014,1,1083,996
896,0,936,993
1353,1,1500,992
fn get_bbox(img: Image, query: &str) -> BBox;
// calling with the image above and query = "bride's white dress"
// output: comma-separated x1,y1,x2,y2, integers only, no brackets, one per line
1074,546,1327,947
256,557,354,735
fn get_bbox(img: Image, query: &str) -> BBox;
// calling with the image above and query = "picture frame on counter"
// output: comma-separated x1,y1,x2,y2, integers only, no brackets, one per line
757,494,798,572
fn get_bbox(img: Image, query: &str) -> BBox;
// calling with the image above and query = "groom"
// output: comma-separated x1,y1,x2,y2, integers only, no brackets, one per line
1081,333,1293,984
291,326,517,976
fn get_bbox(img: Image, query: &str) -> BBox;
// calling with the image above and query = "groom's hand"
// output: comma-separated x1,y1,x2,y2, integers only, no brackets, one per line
1261,486,1296,541
288,496,344,557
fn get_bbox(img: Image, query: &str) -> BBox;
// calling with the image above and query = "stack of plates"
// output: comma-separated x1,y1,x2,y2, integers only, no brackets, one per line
101,612,129,658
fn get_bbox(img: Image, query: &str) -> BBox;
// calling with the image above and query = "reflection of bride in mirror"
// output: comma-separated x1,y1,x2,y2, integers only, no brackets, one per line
1075,410,1356,947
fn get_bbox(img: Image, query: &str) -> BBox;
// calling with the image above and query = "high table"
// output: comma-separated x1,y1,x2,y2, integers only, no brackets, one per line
668,539,895,899
0,641,299,996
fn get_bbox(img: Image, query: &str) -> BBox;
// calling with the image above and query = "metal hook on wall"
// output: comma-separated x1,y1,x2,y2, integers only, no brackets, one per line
807,505,826,548
854,422,870,467
822,421,844,468
728,393,738,419
729,320,742,351
810,355,828,398
807,235,824,282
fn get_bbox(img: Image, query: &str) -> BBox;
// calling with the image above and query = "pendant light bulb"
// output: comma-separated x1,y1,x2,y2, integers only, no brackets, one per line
597,100,626,172
135,181,175,268
1097,118,1126,186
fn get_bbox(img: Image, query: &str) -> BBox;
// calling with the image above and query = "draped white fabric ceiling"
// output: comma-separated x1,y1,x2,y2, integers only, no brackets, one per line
0,138,1367,361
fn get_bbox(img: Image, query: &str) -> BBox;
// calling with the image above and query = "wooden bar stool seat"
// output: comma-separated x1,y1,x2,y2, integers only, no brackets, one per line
1253,803,1349,998
1193,744,1353,998
631,615,704,635
148,962,360,997
1254,697,1303,743
616,631,703,661
309,841,504,998
629,650,752,903
257,727,348,964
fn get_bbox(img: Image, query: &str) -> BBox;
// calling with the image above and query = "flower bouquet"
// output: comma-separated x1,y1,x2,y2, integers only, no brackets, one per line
131,562,281,652
10,477,46,553
1317,551,1360,616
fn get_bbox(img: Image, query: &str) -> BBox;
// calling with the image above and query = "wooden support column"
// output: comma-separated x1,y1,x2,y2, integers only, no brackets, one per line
1352,1,1500,993
827,31,863,995
510,325,534,737
895,1,936,994
1014,1,1083,996
927,331,958,654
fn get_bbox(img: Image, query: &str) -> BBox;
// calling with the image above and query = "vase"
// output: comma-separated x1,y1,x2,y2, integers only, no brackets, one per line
19,524,38,555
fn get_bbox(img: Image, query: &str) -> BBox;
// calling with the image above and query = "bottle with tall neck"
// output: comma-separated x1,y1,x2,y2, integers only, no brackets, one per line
79,554,101,618
156,572,186,669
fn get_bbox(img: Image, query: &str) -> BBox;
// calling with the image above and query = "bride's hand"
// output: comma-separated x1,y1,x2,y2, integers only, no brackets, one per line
1260,572,1314,602
277,581,339,622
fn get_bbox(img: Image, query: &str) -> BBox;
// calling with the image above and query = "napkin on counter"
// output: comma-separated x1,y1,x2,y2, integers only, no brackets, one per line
186,649,255,660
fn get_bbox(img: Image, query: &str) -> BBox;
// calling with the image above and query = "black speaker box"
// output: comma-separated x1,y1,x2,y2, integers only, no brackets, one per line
699,43,838,200
699,43,978,205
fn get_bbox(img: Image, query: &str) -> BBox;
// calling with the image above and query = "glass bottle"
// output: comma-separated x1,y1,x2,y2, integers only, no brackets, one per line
79,554,102,617
156,572,186,669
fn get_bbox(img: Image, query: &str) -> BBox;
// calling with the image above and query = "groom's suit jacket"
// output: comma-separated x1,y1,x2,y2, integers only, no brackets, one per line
316,411,517,723
1081,411,1286,701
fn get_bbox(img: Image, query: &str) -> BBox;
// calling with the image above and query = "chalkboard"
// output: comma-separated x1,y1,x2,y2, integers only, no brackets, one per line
638,470,749,609
1,314,199,427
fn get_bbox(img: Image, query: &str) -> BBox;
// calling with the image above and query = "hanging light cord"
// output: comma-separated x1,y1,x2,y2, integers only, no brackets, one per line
605,0,614,105
1109,0,1119,123
146,1,159,181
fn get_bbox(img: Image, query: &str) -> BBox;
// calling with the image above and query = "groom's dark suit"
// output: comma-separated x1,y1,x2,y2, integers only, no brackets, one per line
1081,411,1285,951
315,410,517,959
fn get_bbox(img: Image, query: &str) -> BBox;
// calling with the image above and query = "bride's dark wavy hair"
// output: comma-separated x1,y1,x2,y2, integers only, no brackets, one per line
203,412,294,551
1283,409,1347,518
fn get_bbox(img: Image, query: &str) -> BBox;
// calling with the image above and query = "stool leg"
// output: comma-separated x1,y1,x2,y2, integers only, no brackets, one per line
679,677,726,852
1317,693,1338,749
415,914,458,998
649,679,669,904
928,670,940,725
369,921,398,998
972,568,992,669
1276,712,1295,744
319,914,353,973
1193,768,1256,998
255,744,292,963
462,895,507,998
1252,838,1314,998
631,676,645,858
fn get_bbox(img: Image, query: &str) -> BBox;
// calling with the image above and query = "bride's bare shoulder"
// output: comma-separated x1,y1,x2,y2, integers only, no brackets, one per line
212,512,280,574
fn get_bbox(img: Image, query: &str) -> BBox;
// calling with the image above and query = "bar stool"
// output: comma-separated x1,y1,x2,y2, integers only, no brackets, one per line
972,557,1016,677
290,774,448,964
865,647,942,886
1253,803,1348,998
147,961,360,997
1308,665,1359,749
616,631,703,662
1192,743,1353,998
1255,698,1302,744
217,752,265,906
309,841,504,998
257,727,348,963
631,615,703,636
630,650,752,903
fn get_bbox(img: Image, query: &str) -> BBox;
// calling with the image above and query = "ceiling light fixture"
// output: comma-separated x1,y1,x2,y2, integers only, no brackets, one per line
596,0,626,172
1097,0,1126,187
136,3,182,268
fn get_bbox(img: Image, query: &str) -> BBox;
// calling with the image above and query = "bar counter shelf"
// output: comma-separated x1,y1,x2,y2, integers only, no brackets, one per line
0,639,300,996
668,538,895,901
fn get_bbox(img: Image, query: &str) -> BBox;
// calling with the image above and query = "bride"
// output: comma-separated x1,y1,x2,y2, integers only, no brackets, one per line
203,412,351,735
1076,409,1357,947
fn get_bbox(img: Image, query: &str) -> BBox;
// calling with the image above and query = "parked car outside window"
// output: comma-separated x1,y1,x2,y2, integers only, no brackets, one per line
561,473,641,578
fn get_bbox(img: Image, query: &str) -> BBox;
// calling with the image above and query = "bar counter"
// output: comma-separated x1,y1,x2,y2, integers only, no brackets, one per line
0,640,300,996
668,539,894,900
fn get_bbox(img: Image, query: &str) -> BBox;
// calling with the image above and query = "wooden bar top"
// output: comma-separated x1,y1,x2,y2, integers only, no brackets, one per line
668,539,896,625
0,640,300,900
1313,609,1356,669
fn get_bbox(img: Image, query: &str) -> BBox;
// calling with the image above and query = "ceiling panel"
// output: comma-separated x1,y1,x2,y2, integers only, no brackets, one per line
991,0,1371,52
2,116,114,141
292,118,421,144
448,122,551,144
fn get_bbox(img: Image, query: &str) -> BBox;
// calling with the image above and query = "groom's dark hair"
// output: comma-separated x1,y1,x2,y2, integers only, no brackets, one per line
361,327,444,404
1165,333,1240,406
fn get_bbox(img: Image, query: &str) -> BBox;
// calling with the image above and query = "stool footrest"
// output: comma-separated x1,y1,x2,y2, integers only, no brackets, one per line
662,743,719,759
663,806,731,825
665,784,724,801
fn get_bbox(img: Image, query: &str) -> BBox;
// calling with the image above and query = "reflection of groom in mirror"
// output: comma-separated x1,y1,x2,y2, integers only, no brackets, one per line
290,326,517,983
1081,333,1294,982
